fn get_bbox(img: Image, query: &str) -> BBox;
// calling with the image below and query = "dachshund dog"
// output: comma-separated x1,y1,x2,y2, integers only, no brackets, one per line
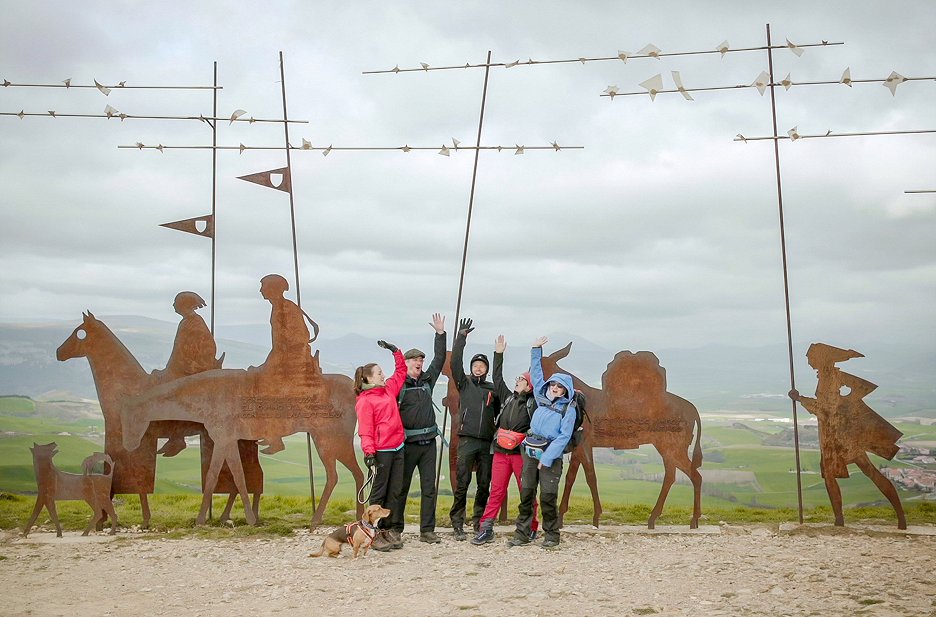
308,504,391,558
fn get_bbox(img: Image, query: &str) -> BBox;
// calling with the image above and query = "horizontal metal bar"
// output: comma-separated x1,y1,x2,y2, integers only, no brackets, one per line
118,144,584,152
602,75,934,98
0,111,307,123
363,42,843,74
1,82,221,90
904,189,936,194
734,129,936,142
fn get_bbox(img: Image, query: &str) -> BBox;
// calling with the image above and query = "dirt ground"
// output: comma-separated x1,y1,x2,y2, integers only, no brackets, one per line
2,523,935,617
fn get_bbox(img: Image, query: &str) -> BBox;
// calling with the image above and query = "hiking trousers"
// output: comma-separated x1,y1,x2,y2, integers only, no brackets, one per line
390,440,437,533
449,435,493,530
514,450,562,543
479,451,539,530
370,448,405,530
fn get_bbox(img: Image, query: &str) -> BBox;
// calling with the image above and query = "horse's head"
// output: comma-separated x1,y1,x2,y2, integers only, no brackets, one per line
56,311,99,361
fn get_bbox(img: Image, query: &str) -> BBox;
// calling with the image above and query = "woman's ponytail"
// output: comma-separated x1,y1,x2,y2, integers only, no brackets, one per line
354,363,378,395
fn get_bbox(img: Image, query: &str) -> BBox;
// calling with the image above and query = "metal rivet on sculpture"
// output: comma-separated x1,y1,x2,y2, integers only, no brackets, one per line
120,275,363,526
789,343,906,529
23,444,118,537
542,344,704,529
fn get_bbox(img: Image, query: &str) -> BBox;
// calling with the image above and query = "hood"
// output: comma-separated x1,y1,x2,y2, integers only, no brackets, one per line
539,372,575,400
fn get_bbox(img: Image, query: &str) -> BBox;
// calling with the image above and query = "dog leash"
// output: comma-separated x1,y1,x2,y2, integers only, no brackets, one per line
356,464,377,505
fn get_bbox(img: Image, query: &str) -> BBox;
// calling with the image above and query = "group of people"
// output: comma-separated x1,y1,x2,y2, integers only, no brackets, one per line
353,316,580,551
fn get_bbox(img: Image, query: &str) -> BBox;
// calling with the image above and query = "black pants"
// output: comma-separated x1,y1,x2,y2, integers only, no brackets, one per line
390,440,437,533
370,448,405,530
449,435,493,530
514,449,562,542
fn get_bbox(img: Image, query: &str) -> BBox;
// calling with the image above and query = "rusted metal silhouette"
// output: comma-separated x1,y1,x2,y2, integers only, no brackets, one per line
789,343,906,529
56,311,263,526
120,275,363,526
540,344,703,529
23,443,118,537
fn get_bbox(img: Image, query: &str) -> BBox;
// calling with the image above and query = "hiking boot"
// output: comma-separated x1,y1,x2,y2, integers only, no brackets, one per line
387,529,403,549
529,529,539,542
541,538,560,549
453,526,467,541
506,535,531,548
371,530,393,552
470,527,495,545
419,531,441,544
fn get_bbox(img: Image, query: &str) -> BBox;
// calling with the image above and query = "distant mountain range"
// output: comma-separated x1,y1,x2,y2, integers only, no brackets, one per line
1,316,933,416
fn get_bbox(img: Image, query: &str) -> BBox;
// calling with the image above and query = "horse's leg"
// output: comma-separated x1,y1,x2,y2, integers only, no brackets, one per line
498,498,509,524
335,444,365,520
580,447,603,528
673,450,703,530
47,500,63,538
198,450,226,525
22,498,45,537
448,430,459,494
309,446,339,528
223,443,256,525
252,491,261,521
559,451,582,527
139,493,151,529
648,453,676,530
823,472,845,527
855,455,907,530
219,493,237,523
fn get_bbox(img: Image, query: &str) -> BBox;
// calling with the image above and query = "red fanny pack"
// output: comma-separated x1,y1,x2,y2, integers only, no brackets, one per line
496,428,527,450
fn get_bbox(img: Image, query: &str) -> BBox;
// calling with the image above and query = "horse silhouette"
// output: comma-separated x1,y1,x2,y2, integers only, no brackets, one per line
541,343,703,529
120,355,364,526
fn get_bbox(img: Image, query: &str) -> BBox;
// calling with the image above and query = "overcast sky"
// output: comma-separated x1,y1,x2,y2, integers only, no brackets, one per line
2,1,934,363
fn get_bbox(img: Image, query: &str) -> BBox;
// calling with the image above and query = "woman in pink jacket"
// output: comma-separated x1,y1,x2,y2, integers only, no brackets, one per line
354,339,407,551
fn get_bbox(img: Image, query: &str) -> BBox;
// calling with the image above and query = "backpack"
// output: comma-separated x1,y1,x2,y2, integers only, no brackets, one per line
559,390,588,453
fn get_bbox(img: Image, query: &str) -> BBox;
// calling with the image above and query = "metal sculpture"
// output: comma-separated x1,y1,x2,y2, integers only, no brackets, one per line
120,275,364,526
539,343,703,529
56,311,263,526
23,444,118,537
788,343,906,529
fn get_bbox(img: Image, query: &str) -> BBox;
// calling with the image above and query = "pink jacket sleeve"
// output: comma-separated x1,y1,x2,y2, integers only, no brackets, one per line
356,397,376,456
384,349,407,399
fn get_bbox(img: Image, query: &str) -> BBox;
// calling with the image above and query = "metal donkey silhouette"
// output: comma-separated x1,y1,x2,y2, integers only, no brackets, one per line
542,343,703,529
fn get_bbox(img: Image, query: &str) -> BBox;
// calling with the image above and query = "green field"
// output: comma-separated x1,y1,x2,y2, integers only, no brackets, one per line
2,405,933,531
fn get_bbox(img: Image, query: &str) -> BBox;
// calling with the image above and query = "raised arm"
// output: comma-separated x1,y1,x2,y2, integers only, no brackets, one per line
492,335,511,402
530,337,549,405
450,318,474,390
381,344,407,399
425,314,447,387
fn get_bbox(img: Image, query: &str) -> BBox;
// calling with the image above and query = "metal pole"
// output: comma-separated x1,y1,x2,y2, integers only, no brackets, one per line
206,62,219,521
766,24,804,524
434,50,493,500
277,51,317,515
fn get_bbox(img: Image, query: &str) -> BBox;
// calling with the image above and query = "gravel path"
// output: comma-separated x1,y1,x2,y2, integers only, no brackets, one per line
2,524,934,616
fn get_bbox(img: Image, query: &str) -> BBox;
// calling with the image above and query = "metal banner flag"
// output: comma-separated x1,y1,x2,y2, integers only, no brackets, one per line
236,167,291,193
160,214,214,238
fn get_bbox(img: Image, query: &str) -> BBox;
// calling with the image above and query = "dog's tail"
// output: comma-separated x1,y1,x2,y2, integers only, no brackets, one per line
308,541,326,558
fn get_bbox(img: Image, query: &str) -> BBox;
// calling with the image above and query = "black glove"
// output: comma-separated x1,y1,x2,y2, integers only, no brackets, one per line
365,454,376,469
458,317,474,337
377,340,398,353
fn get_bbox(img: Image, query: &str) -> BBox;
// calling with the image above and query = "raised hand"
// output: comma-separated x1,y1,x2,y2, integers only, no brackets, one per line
377,340,399,353
533,336,548,348
495,334,506,354
430,313,445,334
458,317,474,337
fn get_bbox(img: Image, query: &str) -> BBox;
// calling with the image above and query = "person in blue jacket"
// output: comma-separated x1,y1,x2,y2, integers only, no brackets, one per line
507,336,577,549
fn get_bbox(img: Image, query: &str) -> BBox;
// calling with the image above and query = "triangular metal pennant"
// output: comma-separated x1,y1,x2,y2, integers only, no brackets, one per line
160,214,214,238
236,167,291,193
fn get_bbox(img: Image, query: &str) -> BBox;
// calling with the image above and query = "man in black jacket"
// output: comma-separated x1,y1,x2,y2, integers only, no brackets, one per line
449,317,499,540
388,313,447,545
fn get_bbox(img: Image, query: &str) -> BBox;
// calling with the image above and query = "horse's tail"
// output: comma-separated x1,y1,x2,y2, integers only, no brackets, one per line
691,410,703,469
